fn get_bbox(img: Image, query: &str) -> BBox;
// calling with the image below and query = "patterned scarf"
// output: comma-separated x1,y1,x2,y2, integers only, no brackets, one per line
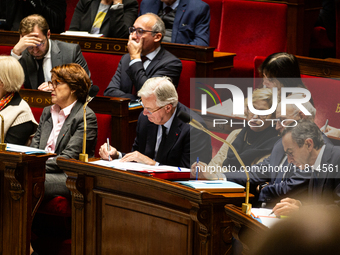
0,92,15,111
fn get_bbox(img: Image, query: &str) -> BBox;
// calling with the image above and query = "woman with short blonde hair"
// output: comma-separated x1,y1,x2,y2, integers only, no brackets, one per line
0,56,37,144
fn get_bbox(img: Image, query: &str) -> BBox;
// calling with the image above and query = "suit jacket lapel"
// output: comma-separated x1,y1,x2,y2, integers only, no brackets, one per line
39,111,53,149
172,0,187,43
50,40,63,68
146,47,165,74
54,101,82,152
145,123,158,159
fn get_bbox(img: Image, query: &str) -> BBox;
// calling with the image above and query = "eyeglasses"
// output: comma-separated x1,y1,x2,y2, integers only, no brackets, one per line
284,150,294,158
139,99,166,115
129,27,158,37
48,79,64,89
247,111,271,120
27,38,46,50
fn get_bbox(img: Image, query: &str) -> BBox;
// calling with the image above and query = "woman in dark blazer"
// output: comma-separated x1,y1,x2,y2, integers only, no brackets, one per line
31,63,98,200
69,0,138,38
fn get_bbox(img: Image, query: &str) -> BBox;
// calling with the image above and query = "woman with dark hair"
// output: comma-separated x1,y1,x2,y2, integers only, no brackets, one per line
31,63,98,200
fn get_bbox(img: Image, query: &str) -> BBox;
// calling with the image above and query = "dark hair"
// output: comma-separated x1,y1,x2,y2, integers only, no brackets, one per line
50,63,90,103
281,119,324,150
19,14,49,37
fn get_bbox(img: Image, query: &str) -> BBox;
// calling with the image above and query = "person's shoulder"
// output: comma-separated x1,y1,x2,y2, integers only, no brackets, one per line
160,47,181,62
186,0,210,10
52,40,80,50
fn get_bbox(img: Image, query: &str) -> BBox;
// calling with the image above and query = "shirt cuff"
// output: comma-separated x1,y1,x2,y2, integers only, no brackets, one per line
110,3,124,10
129,58,142,67
117,151,123,159
11,49,22,60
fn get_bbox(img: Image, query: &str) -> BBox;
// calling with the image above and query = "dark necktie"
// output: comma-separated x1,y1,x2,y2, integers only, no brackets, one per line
156,125,167,161
141,55,149,63
163,6,173,15
37,58,45,85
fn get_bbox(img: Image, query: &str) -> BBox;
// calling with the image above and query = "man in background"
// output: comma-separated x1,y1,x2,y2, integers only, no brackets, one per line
139,0,210,46
104,13,182,100
11,14,91,90
0,0,66,33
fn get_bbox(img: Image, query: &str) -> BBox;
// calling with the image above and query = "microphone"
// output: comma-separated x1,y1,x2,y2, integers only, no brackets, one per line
0,114,6,151
79,86,99,162
177,111,252,215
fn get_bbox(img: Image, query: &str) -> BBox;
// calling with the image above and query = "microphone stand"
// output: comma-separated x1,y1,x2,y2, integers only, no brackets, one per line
79,101,89,162
0,114,6,151
189,118,252,215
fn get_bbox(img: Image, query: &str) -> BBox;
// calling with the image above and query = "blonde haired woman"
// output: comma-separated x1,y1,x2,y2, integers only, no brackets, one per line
0,56,37,144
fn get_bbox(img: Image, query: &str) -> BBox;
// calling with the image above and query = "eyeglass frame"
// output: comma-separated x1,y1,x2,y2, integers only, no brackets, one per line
48,79,64,89
246,107,272,120
138,99,166,115
129,26,159,37
27,37,47,50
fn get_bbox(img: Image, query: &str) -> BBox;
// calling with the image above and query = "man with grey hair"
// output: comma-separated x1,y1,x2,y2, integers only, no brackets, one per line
104,13,182,100
272,120,340,216
100,77,211,167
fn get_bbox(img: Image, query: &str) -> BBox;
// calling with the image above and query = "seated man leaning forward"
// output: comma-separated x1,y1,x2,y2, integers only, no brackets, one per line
11,14,91,91
103,13,182,100
272,120,340,216
100,76,212,168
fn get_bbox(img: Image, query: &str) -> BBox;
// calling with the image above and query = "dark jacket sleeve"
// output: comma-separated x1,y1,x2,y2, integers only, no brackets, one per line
187,2,210,46
68,0,89,31
5,121,36,145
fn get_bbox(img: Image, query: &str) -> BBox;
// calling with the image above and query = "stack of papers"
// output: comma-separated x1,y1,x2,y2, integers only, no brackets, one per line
251,208,281,228
6,143,47,154
90,159,190,173
60,31,104,37
176,180,245,193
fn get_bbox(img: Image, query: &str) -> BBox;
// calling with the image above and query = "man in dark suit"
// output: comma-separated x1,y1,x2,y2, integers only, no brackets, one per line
100,77,212,168
139,0,210,46
103,13,182,100
272,120,340,216
0,0,66,33
69,0,138,38
11,14,91,90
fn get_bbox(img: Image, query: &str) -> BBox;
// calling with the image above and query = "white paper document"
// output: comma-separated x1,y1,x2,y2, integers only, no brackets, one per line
251,208,281,228
60,31,104,37
90,159,190,173
6,143,47,154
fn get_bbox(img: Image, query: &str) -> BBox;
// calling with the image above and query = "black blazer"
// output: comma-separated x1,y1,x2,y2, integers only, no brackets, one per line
31,101,98,173
69,0,138,38
104,47,182,100
131,103,212,168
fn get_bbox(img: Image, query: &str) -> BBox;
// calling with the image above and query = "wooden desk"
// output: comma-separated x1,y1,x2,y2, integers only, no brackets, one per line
225,204,267,254
0,151,52,255
0,31,235,78
57,157,250,255
18,89,142,152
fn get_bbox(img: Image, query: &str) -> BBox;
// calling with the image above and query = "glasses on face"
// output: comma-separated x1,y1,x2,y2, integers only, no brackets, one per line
27,38,46,50
48,79,64,89
129,27,158,37
139,99,166,115
284,149,294,158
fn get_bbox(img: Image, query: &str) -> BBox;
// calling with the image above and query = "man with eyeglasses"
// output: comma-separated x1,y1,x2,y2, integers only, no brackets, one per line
271,120,340,216
11,14,91,90
139,0,210,46
104,13,182,100
99,76,212,168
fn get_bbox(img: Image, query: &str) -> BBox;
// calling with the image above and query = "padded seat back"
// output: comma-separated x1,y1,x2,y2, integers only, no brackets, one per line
0,45,12,55
65,0,79,31
217,0,287,77
203,0,223,48
94,113,112,157
83,52,122,96
178,60,196,107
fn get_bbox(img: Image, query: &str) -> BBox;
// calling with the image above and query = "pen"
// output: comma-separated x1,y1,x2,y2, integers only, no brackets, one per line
323,119,329,133
196,157,199,180
178,167,181,171
107,138,111,161
269,211,274,216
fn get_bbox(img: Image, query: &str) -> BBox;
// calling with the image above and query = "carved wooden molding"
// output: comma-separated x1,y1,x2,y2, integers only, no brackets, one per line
66,174,85,210
3,162,24,200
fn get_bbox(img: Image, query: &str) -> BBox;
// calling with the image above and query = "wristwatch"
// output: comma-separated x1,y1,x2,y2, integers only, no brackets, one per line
110,3,124,10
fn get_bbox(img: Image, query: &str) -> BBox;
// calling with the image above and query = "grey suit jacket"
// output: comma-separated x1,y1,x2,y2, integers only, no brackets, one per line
31,101,98,173
18,40,91,89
